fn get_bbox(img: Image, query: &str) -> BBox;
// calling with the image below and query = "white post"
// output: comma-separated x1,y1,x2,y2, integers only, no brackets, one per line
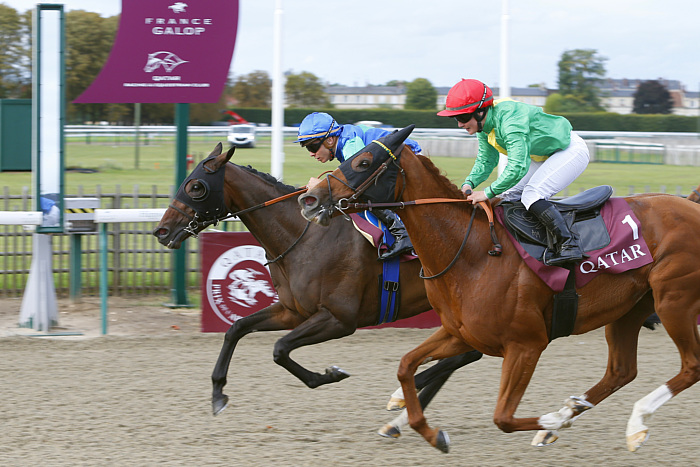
270,0,285,180
19,234,58,331
20,5,64,331
498,0,510,176
499,0,510,100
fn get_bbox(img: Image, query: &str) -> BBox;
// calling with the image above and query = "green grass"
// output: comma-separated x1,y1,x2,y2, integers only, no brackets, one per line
1,135,699,197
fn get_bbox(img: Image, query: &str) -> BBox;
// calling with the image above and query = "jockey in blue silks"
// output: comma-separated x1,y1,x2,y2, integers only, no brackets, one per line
295,112,420,260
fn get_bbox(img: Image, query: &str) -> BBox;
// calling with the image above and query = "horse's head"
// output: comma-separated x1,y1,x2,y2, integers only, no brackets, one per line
153,142,234,249
299,124,415,225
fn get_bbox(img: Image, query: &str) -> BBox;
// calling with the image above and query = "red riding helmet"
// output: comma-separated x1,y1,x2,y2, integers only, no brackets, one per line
437,79,494,117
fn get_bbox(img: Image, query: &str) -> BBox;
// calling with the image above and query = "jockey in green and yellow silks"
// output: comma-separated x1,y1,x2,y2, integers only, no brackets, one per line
438,79,590,267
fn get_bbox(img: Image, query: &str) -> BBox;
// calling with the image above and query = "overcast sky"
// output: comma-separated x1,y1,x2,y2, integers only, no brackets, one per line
5,0,699,92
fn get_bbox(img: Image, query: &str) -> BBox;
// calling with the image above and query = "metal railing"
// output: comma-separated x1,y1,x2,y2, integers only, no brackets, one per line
0,188,246,298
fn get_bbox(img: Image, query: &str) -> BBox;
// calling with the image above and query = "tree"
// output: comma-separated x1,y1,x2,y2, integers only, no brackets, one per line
557,49,607,112
385,80,406,87
543,93,591,114
231,71,271,108
404,78,437,110
284,71,329,108
0,4,30,98
633,80,673,114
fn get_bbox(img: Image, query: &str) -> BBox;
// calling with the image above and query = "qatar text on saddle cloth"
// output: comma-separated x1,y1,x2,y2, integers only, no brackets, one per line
496,198,653,293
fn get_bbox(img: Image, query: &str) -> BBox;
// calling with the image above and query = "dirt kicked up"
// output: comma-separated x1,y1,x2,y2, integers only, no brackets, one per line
0,297,698,466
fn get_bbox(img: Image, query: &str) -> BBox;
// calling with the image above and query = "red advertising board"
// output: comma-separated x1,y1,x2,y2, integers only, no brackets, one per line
75,0,238,103
200,231,277,332
200,231,441,332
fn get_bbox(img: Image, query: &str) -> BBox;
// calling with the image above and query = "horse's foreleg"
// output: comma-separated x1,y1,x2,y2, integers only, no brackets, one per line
272,307,356,388
380,353,482,438
386,350,484,411
212,303,302,416
534,292,653,446
397,326,473,453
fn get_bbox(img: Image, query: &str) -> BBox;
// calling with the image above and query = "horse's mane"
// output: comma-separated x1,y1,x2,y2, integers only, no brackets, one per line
414,153,465,199
236,163,299,194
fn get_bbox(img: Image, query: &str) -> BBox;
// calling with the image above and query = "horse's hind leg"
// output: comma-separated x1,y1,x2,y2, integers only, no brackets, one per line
533,291,654,446
272,307,357,388
212,302,303,415
626,301,700,451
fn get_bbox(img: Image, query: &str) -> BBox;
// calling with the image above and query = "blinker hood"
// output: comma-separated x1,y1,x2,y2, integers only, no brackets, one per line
174,156,230,221
339,124,415,203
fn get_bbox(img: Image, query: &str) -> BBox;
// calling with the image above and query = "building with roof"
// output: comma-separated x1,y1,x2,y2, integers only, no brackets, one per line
597,78,699,116
324,79,699,116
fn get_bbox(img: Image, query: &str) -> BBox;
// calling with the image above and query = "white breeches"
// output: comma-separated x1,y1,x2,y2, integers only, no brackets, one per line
500,132,590,209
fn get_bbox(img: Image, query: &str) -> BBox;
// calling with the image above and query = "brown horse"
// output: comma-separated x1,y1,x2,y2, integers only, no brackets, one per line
299,126,700,453
153,143,482,417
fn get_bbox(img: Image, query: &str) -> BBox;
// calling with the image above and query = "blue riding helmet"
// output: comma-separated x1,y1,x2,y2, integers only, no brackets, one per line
294,112,342,143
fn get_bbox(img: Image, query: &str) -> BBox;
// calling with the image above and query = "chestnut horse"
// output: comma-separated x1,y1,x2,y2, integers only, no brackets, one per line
153,143,482,417
299,126,700,453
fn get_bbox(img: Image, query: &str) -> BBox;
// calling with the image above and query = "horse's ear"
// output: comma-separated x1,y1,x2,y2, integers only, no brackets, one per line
208,142,223,158
378,124,415,155
225,145,235,162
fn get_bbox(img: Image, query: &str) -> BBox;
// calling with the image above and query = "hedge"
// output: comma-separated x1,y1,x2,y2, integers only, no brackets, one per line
230,108,698,133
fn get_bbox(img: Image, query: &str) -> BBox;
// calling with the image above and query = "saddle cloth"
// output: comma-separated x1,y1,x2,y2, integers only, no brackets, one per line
495,197,653,293
349,212,418,262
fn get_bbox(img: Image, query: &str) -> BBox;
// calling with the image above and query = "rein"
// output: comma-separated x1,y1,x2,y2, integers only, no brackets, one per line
264,220,311,266
419,206,478,279
177,186,309,237
226,187,308,220
175,185,311,264
340,197,503,262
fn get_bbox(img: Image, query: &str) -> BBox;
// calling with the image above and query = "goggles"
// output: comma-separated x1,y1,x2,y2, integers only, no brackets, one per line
454,113,474,124
303,138,325,153
300,119,336,153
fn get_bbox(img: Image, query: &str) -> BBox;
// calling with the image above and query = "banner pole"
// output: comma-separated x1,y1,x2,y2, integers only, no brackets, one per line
169,103,192,307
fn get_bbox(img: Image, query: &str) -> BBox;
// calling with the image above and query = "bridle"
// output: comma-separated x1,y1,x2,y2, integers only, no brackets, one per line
172,187,308,239
168,160,311,263
316,147,502,278
314,139,407,222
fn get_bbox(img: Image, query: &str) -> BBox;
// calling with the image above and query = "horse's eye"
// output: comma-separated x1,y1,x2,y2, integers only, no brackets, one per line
189,179,209,201
356,159,371,171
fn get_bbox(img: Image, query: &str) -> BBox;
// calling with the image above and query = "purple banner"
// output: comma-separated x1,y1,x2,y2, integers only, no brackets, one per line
74,0,238,104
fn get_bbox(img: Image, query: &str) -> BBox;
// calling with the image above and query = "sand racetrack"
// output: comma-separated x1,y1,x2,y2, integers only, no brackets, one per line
1,297,698,466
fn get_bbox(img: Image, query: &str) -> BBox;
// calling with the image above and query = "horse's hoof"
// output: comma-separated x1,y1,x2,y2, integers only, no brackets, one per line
531,430,559,447
386,397,406,411
435,430,450,453
326,365,350,382
377,424,401,438
212,395,229,416
626,429,649,452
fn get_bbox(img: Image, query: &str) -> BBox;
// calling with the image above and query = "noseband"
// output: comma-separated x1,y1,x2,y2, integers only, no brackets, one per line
321,145,405,219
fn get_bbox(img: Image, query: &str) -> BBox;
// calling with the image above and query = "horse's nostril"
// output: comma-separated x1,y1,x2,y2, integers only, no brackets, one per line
153,227,168,238
304,196,317,206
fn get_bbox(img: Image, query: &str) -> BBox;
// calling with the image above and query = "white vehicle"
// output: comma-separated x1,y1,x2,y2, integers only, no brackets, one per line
227,124,256,148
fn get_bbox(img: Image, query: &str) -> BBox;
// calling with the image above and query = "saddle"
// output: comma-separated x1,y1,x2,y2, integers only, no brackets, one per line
501,185,614,262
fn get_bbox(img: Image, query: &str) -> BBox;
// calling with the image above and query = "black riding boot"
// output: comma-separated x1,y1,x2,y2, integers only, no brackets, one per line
528,199,583,267
373,209,414,260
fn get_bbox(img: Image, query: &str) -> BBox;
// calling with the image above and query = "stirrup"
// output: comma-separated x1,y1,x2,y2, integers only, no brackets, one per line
378,242,413,261
543,248,583,267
